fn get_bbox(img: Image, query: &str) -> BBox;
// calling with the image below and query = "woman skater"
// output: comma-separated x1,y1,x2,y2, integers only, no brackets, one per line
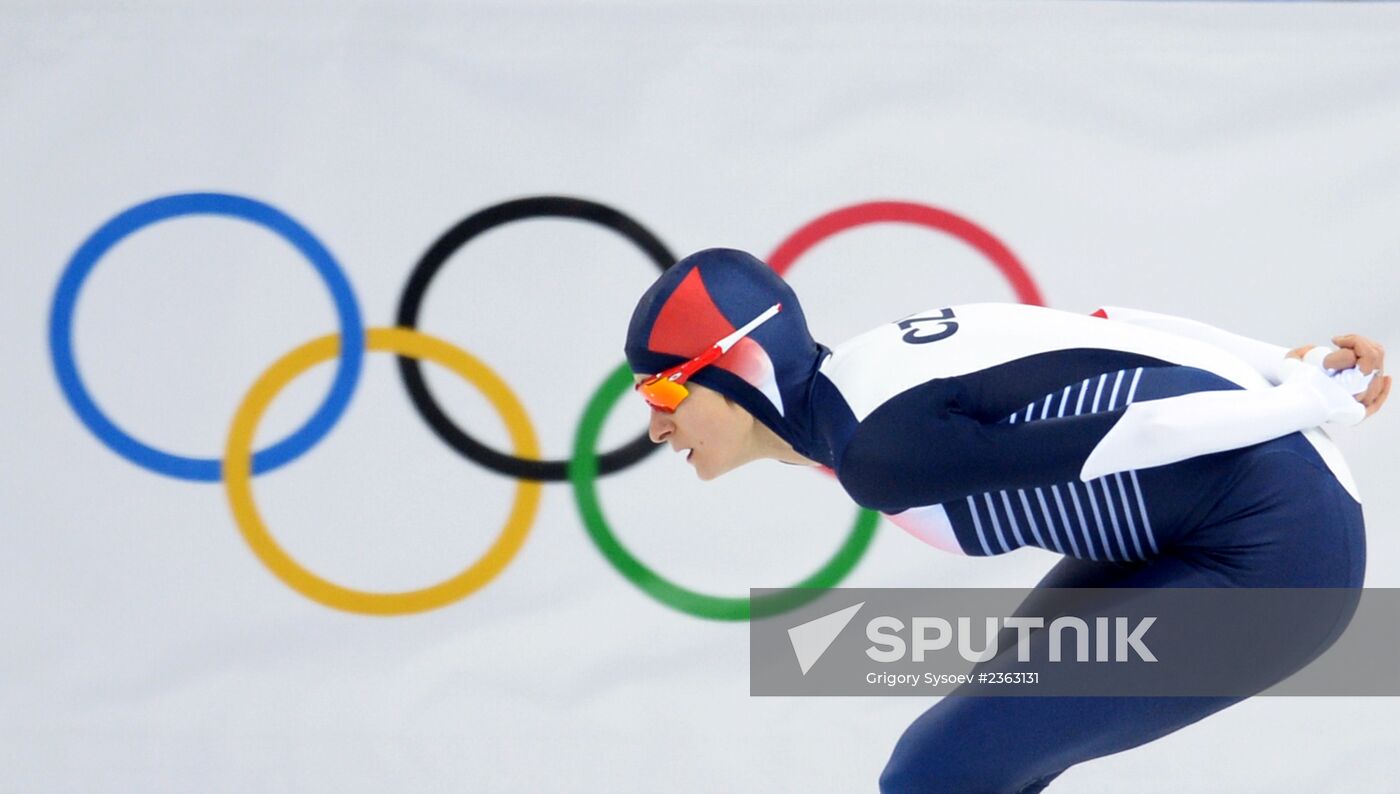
624,248,1389,793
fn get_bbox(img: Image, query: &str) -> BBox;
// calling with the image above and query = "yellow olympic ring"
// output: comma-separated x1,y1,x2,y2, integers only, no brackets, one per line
223,327,542,615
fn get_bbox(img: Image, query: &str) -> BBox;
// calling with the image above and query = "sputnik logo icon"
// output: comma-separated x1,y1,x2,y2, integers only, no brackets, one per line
787,601,865,675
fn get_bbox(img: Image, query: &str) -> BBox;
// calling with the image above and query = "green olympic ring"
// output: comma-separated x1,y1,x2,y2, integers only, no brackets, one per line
569,362,880,621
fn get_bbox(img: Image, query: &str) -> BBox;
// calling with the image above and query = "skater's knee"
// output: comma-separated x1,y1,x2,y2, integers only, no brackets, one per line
880,751,1056,794
878,755,996,794
878,757,942,794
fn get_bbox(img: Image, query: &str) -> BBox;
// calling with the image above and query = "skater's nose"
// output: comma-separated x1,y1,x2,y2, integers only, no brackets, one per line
649,410,676,444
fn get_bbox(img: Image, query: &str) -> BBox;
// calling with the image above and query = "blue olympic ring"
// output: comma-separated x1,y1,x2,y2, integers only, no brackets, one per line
48,192,365,482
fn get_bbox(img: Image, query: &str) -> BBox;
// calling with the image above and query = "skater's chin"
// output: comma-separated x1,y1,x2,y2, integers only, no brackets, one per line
693,455,756,481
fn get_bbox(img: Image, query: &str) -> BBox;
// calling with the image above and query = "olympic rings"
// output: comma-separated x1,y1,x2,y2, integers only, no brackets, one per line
568,364,879,621
49,192,365,481
224,327,542,616
395,196,675,482
51,191,1039,618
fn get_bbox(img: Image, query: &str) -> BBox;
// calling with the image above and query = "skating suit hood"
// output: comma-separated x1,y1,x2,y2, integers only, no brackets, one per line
624,247,836,467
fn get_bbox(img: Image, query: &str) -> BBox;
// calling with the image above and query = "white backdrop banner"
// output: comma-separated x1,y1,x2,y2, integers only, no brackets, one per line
4,2,1399,791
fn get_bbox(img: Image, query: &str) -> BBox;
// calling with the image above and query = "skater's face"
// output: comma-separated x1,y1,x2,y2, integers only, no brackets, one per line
634,372,757,481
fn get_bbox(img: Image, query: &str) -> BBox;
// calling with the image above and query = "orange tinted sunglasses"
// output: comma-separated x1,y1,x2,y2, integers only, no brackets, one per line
634,302,782,413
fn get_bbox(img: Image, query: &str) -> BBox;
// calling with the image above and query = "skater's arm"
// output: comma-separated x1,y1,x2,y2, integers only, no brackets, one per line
836,362,1368,513
1092,305,1334,386
1079,359,1372,479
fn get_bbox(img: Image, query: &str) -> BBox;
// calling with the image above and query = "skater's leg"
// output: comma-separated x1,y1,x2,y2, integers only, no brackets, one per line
879,451,1366,793
878,554,1246,794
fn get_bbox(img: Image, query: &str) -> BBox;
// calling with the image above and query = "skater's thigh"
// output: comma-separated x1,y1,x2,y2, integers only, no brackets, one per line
879,686,1241,793
998,555,1154,651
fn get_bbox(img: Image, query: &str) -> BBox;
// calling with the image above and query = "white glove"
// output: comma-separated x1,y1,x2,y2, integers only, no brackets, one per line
1279,355,1377,427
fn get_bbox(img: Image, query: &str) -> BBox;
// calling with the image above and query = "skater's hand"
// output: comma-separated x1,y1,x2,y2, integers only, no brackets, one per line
1287,335,1390,420
1332,334,1388,414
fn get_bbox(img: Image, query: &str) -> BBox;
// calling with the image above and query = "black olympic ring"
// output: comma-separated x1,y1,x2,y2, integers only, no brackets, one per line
395,196,676,481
